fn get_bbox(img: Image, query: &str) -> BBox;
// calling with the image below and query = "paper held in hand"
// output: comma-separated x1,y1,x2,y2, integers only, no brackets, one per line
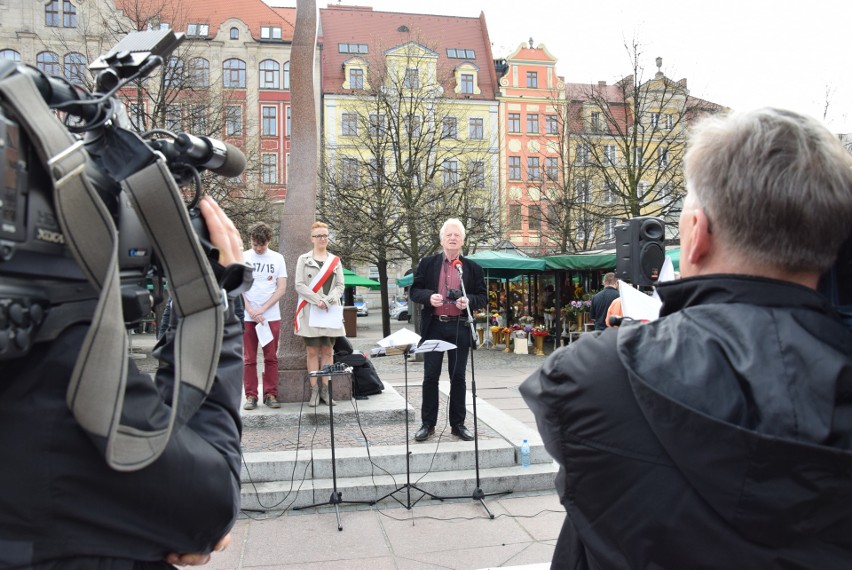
255,321,274,347
308,304,344,329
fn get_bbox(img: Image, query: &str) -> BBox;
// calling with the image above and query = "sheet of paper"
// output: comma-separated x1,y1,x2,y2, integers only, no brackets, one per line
618,280,662,322
412,339,457,353
378,327,421,348
309,304,344,329
256,320,273,347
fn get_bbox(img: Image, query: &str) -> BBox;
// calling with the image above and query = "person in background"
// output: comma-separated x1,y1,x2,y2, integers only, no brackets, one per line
409,218,487,442
242,222,287,410
589,272,619,331
294,221,346,407
520,108,852,568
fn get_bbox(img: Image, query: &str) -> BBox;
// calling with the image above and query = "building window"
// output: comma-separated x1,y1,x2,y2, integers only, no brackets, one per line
283,61,290,89
442,117,457,139
604,145,617,165
508,113,520,133
666,113,675,130
575,179,591,203
605,218,618,240
369,113,386,138
286,106,291,136
546,157,558,181
526,71,538,88
509,204,522,230
262,106,277,136
368,157,384,185
342,113,358,137
166,104,182,131
349,68,364,90
468,118,483,140
340,157,359,187
164,57,184,88
404,115,421,138
658,147,669,168
590,112,601,131
338,43,369,54
575,143,590,164
604,181,616,204
259,60,280,89
223,59,246,88
186,23,209,37
650,112,660,129
62,0,76,27
528,205,542,231
447,48,476,59
225,105,242,136
469,161,484,188
45,0,59,26
526,113,539,134
443,160,459,188
230,27,239,40
0,50,21,61
460,73,474,94
527,157,540,181
188,57,209,88
546,114,558,134
508,156,521,180
63,52,86,85
260,26,282,40
128,102,145,131
36,51,60,76
262,154,277,184
404,67,419,89
188,104,207,133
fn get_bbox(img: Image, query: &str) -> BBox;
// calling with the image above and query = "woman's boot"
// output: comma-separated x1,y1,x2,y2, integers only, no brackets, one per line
308,384,320,407
320,383,336,406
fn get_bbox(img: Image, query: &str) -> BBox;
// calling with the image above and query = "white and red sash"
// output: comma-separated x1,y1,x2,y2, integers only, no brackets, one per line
294,254,340,333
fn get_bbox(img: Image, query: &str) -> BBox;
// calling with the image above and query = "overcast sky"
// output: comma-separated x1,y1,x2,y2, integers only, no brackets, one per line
269,0,852,133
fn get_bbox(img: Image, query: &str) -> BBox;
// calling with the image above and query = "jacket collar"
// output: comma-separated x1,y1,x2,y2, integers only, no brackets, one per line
656,274,834,317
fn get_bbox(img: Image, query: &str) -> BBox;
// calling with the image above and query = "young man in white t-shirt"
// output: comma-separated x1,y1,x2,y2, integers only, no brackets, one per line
242,222,287,409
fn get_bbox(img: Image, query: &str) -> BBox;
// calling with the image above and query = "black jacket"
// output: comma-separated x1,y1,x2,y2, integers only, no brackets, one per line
410,253,487,340
0,302,244,568
520,275,852,569
589,286,619,330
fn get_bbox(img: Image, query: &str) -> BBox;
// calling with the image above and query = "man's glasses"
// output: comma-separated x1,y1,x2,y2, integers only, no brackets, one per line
312,234,329,239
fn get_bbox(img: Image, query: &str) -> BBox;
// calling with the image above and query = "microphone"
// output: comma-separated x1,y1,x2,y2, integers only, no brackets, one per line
173,133,247,177
451,259,463,275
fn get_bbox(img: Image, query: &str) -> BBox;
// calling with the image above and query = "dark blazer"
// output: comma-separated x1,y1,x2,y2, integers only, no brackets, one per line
410,253,487,340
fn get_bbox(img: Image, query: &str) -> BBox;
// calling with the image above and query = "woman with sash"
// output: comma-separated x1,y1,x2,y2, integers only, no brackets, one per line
294,221,346,406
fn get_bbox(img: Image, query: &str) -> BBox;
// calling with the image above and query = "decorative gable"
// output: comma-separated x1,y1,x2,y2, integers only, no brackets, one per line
385,41,439,92
342,56,370,90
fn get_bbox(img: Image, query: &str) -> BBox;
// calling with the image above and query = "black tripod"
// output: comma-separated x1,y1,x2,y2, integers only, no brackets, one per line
375,344,444,509
294,366,374,530
429,268,512,518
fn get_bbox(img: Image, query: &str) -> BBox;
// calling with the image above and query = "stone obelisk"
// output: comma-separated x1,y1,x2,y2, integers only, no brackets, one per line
277,0,322,402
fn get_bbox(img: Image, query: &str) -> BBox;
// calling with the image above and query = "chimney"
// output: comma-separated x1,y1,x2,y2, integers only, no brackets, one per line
598,80,606,87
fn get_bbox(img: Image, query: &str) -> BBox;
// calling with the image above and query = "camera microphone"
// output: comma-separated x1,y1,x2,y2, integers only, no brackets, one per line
451,259,463,276
173,133,246,177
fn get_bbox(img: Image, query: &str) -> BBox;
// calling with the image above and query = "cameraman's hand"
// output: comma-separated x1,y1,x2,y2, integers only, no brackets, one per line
165,532,231,566
199,196,244,266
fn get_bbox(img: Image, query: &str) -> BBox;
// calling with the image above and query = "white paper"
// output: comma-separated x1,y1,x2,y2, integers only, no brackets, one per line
412,339,457,353
618,280,662,322
308,304,344,329
378,327,422,348
255,321,273,347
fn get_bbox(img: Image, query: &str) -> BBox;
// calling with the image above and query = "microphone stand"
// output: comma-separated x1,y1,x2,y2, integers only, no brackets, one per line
431,262,512,518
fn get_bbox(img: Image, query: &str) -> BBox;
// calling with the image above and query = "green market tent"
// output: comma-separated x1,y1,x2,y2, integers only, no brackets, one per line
396,273,413,288
343,268,381,290
544,250,616,271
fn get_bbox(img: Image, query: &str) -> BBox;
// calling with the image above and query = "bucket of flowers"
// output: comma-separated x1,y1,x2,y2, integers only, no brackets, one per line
530,325,548,355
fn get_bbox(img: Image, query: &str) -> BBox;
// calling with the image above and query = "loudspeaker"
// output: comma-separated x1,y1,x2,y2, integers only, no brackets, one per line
615,217,665,286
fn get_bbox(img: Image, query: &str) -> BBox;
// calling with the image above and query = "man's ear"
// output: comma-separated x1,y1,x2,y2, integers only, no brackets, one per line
684,208,713,268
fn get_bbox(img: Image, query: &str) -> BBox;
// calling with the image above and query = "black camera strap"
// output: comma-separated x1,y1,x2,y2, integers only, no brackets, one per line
0,72,224,471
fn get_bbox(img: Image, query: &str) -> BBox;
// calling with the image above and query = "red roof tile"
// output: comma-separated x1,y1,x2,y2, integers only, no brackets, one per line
319,5,497,99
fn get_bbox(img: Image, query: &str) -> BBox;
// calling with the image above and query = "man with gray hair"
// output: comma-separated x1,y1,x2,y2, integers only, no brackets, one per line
521,108,852,568
410,218,487,442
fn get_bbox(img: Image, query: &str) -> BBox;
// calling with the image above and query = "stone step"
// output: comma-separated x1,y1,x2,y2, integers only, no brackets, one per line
240,462,558,511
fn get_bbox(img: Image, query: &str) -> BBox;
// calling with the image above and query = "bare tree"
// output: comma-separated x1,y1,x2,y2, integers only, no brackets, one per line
320,40,500,335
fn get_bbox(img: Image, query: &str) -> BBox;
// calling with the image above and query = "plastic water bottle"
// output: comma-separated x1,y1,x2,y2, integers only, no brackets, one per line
520,439,531,467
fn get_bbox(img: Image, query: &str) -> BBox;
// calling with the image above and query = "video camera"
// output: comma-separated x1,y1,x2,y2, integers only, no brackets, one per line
0,28,246,361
